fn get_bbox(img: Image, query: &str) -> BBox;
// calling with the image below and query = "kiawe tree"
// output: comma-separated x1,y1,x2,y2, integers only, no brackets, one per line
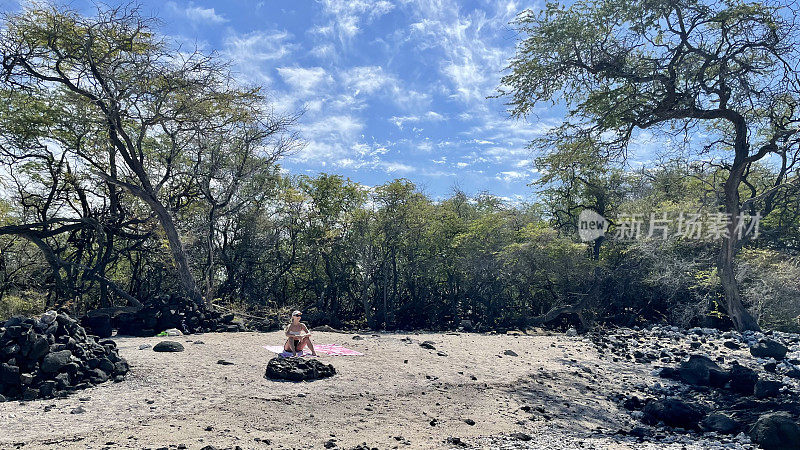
500,0,800,331
0,4,295,305
534,136,630,260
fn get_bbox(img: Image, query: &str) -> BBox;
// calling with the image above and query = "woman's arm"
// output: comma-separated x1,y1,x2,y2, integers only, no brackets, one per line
301,324,310,336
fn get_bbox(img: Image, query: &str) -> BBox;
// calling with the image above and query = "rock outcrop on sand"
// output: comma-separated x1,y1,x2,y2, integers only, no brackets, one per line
749,412,800,450
641,398,705,429
590,325,800,448
264,357,336,381
0,311,129,402
152,341,185,353
80,294,245,337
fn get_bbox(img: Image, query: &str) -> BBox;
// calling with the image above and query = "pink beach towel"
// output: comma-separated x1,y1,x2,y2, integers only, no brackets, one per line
263,344,363,357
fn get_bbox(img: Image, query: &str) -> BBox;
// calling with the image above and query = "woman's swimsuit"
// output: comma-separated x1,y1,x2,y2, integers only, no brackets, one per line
285,331,304,351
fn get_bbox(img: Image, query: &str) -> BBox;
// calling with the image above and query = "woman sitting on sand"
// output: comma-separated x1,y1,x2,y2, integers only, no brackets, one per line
284,310,317,357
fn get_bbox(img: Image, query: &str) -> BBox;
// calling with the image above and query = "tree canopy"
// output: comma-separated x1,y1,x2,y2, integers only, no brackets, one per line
0,4,298,305
1,2,799,333
499,0,800,331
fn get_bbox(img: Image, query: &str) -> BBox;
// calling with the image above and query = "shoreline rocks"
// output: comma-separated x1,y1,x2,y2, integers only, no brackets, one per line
749,412,800,450
80,294,245,337
590,324,800,447
0,312,129,402
750,339,788,360
641,398,705,429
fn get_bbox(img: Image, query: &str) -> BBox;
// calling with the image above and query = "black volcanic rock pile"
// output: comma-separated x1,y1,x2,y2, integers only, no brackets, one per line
264,356,336,381
0,312,129,402
81,294,245,337
589,326,800,449
240,316,281,333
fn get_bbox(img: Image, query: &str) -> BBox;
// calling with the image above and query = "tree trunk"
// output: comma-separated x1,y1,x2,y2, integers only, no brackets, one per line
361,279,374,329
98,231,112,308
592,235,604,261
718,241,760,331
719,131,761,332
25,233,74,303
98,167,203,306
204,207,217,303
149,200,203,304
382,264,388,329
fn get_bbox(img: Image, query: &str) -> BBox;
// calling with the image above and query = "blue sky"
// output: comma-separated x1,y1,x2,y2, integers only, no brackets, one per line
4,0,566,201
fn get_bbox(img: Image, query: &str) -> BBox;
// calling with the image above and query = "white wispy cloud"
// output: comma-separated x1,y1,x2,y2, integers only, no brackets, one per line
185,5,226,23
342,66,394,95
317,0,396,41
403,0,517,106
380,161,415,173
496,170,527,182
167,2,227,24
390,111,446,129
277,66,332,94
303,115,364,140
223,30,296,84
310,44,335,59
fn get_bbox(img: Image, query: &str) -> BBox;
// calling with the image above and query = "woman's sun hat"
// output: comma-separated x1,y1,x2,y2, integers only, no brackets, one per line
292,310,302,317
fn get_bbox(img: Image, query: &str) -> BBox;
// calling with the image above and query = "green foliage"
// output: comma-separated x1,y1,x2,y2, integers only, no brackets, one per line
737,248,800,332
0,292,46,321
2,1,799,333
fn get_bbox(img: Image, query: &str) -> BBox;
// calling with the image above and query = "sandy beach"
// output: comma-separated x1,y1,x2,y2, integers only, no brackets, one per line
1,329,772,449
0,330,642,449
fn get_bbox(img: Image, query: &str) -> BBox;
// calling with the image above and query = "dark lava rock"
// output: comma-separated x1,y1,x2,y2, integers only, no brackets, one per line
41,350,73,373
152,341,184,353
38,381,55,397
749,412,800,450
28,336,49,360
754,379,782,399
510,432,532,441
419,341,436,350
750,339,788,360
729,363,758,395
0,363,19,384
217,360,234,366
764,362,777,373
642,398,705,429
87,293,245,338
723,340,741,350
80,312,113,338
350,444,378,450
679,355,729,387
264,357,335,381
447,437,466,447
658,367,679,379
0,311,129,402
623,396,644,410
701,412,740,434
